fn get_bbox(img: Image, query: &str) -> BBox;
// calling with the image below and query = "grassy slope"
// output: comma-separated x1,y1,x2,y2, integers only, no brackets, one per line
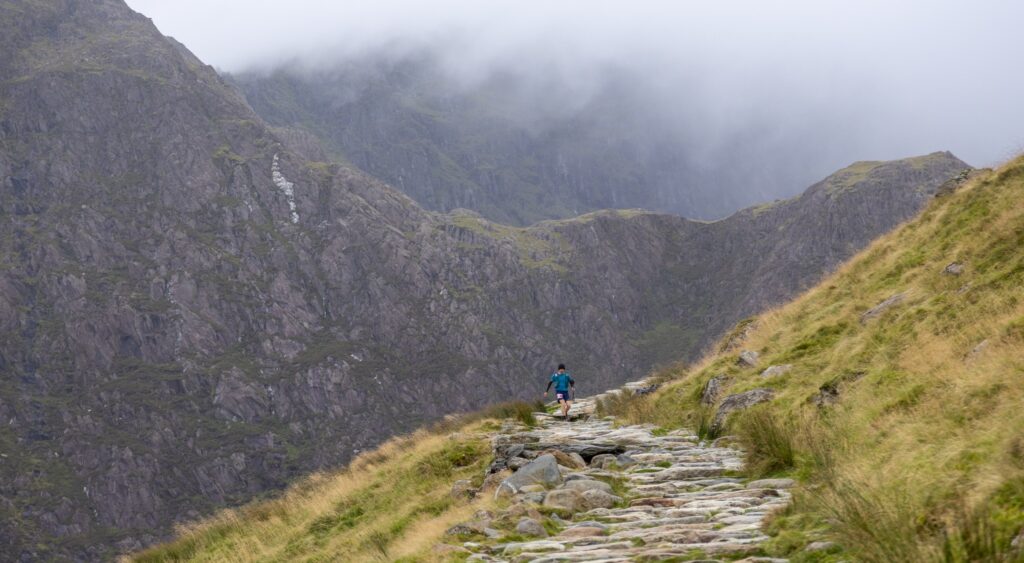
130,403,544,562
602,155,1024,561
132,425,495,563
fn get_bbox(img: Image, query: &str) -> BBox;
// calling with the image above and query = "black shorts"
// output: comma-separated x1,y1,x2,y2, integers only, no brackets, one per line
555,390,571,402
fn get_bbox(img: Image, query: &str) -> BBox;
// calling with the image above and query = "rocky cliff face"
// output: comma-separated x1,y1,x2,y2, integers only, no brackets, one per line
0,1,968,559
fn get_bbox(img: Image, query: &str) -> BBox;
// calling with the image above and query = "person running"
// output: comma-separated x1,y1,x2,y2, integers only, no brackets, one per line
544,364,576,419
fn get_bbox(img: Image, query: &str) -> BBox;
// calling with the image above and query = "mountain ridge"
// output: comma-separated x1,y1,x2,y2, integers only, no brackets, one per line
0,0,968,558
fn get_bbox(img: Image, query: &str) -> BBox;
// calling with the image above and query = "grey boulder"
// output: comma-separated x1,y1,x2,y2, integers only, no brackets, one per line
580,489,621,510
543,488,585,513
738,350,760,367
713,388,774,428
498,454,563,496
515,517,548,538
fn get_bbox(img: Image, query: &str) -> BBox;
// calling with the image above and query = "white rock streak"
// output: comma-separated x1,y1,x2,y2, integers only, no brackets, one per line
271,153,299,223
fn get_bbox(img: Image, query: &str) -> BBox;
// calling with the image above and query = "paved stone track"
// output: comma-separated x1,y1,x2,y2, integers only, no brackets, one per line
463,393,792,562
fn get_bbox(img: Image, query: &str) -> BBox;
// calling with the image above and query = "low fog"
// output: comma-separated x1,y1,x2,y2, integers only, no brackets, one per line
127,0,1024,216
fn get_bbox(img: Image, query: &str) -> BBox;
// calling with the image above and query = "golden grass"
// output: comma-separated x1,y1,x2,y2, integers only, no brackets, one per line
131,427,495,562
604,155,1024,560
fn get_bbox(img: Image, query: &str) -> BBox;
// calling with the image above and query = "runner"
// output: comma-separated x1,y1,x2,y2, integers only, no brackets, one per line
544,363,576,419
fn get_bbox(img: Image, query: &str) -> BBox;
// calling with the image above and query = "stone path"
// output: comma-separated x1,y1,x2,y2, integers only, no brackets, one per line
455,393,792,562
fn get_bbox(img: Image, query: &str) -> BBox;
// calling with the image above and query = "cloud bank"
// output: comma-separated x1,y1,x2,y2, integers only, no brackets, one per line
128,0,1024,170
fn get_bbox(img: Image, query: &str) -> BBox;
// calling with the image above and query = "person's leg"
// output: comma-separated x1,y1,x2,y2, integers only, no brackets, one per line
559,398,569,417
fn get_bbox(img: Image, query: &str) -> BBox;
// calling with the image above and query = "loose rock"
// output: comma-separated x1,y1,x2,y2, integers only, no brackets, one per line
760,364,792,378
701,374,728,405
450,479,476,500
590,453,617,469
500,454,562,494
543,489,585,513
860,292,906,323
966,339,990,361
805,540,837,552
515,517,548,538
481,470,511,494
738,350,760,367
541,449,587,470
943,262,965,275
713,388,774,428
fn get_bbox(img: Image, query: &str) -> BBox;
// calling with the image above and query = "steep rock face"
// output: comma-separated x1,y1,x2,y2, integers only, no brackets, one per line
0,1,968,559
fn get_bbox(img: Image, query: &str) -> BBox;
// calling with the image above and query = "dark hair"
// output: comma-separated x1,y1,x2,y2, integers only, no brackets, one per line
558,363,566,370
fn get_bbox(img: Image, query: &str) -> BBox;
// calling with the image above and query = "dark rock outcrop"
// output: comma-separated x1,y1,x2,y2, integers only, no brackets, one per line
713,389,775,428
700,375,728,406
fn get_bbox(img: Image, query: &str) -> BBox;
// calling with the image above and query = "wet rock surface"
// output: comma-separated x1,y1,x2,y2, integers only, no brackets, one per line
459,395,791,561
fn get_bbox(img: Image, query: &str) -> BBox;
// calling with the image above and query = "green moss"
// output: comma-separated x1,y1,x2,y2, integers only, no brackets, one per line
824,160,884,194
212,145,245,165
446,213,569,272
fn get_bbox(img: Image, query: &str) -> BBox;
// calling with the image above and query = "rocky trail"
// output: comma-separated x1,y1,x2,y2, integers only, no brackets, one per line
447,388,793,562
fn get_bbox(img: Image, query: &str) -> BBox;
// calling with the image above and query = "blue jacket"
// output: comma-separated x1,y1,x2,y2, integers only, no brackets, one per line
550,372,575,392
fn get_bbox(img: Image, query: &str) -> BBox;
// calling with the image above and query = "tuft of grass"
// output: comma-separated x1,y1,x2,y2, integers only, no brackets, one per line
735,407,796,476
694,406,723,442
596,390,655,425
815,478,927,562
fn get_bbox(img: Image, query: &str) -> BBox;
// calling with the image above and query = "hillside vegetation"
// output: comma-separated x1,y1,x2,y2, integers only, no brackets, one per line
129,405,530,562
135,158,1022,562
599,155,1024,561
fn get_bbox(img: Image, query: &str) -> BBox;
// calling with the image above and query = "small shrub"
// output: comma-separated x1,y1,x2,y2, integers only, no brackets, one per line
364,530,390,557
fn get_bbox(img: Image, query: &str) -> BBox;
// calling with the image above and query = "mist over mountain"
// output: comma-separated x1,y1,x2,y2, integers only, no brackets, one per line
131,0,1024,215
231,53,852,224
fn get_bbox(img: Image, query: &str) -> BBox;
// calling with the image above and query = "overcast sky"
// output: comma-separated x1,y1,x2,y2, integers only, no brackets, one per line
126,0,1024,168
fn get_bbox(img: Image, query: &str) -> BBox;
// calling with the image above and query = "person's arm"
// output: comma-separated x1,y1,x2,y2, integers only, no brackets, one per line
544,377,553,396
570,376,576,399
